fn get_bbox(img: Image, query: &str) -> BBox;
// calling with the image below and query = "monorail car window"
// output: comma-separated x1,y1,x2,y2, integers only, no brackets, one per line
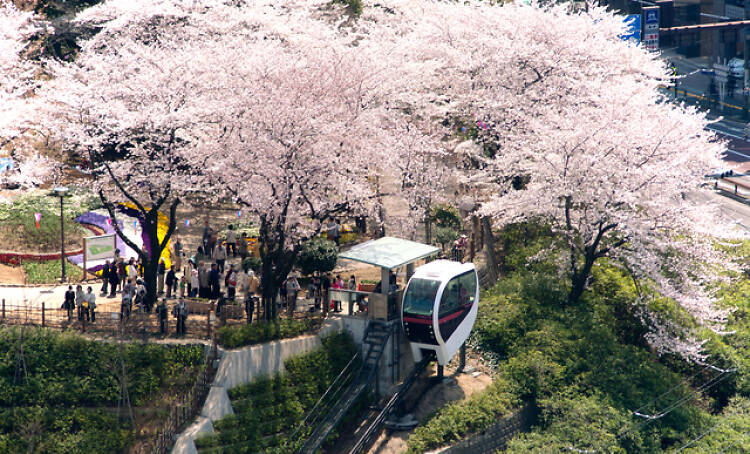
438,271,477,340
402,278,440,317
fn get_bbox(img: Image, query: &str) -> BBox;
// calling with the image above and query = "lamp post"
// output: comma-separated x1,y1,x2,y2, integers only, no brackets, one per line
51,186,69,281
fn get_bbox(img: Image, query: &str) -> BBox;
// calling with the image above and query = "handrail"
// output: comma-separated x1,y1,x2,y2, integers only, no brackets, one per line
286,350,361,446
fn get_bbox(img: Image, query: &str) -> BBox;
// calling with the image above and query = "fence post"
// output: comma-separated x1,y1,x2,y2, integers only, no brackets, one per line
2,299,4,321
207,311,211,339
42,302,45,327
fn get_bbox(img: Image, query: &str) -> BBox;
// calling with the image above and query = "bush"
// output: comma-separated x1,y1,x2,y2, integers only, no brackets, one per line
241,256,261,273
0,327,204,452
216,319,312,349
406,378,518,454
295,237,337,276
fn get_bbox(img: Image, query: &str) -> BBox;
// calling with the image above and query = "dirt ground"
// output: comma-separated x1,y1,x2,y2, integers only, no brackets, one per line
364,364,493,454
0,263,25,284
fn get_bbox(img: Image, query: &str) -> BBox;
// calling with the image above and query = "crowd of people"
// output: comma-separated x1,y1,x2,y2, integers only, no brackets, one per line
72,218,367,335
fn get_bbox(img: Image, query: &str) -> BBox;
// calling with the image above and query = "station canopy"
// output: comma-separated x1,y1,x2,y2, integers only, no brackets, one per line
339,236,440,270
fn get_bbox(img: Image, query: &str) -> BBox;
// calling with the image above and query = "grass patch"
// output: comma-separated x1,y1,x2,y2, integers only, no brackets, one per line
22,260,83,284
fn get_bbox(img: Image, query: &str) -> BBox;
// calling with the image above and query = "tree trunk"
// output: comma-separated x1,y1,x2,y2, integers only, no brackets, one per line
567,249,596,305
481,216,499,285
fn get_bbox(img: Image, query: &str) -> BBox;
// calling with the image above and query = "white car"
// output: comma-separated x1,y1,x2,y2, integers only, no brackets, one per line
728,58,745,79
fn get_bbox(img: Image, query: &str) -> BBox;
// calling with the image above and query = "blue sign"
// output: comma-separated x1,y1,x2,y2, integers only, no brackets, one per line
644,9,659,25
0,158,14,173
621,14,641,42
642,6,660,51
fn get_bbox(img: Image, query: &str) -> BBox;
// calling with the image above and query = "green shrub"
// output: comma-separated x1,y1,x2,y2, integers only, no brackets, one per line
216,318,312,349
295,237,337,276
406,378,518,454
241,256,261,273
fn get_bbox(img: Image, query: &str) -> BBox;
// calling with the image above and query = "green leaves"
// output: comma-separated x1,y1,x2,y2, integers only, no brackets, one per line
216,319,313,349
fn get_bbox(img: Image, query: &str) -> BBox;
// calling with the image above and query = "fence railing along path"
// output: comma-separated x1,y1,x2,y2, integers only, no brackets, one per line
0,297,318,341
438,403,538,454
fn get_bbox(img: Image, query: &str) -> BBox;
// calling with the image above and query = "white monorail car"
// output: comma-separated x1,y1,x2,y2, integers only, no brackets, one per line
401,260,479,366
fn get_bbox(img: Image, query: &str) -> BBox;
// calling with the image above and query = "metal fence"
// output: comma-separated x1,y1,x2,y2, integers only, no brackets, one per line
440,403,538,454
0,297,316,341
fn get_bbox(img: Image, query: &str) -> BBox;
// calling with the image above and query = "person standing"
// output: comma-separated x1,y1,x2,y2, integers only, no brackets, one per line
225,264,238,300
85,286,96,322
166,265,177,299
209,263,221,299
190,266,200,298
244,291,255,324
121,279,134,320
75,285,85,321
246,270,260,298
173,299,188,336
64,285,75,321
108,261,119,298
212,243,227,274
238,232,248,261
156,299,168,335
198,262,210,299
179,274,187,298
117,257,127,293
172,237,183,270
157,258,166,296
127,258,138,282
321,273,331,317
286,274,300,316
225,225,237,258
326,219,340,245
134,279,147,312
100,260,111,296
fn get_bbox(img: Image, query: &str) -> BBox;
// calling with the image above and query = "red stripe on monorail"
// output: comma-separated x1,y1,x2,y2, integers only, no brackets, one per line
403,316,432,324
438,310,466,323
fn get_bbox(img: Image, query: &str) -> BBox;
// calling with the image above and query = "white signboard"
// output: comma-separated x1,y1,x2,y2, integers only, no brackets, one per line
84,234,116,261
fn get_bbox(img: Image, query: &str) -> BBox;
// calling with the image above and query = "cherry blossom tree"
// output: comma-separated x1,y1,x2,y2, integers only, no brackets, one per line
44,0,442,310
0,2,54,190
43,5,226,303
364,0,737,361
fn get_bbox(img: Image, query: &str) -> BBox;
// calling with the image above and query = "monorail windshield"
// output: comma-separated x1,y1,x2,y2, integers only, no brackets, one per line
402,278,441,317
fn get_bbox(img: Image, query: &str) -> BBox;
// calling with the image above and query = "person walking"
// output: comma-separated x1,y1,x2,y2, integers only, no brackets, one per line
134,279,147,312
225,225,237,258
212,243,227,274
85,286,96,322
209,263,221,299
75,285,85,321
202,221,212,254
225,264,238,300
64,285,75,321
100,260,111,296
81,287,92,322
166,265,177,299
156,299,168,335
157,258,166,296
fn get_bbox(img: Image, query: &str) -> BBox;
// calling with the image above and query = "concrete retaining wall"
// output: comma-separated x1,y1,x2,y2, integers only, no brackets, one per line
172,319,350,454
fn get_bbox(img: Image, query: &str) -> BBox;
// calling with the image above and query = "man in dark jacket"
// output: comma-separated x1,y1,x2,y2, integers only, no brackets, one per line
209,263,220,299
166,265,177,299
108,261,119,298
156,299,168,335
100,260,111,296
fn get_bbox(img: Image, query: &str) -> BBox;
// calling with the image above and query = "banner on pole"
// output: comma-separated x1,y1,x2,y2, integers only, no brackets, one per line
84,234,116,261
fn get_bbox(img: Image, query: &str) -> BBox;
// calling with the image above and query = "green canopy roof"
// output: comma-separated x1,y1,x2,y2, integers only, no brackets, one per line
339,237,440,270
